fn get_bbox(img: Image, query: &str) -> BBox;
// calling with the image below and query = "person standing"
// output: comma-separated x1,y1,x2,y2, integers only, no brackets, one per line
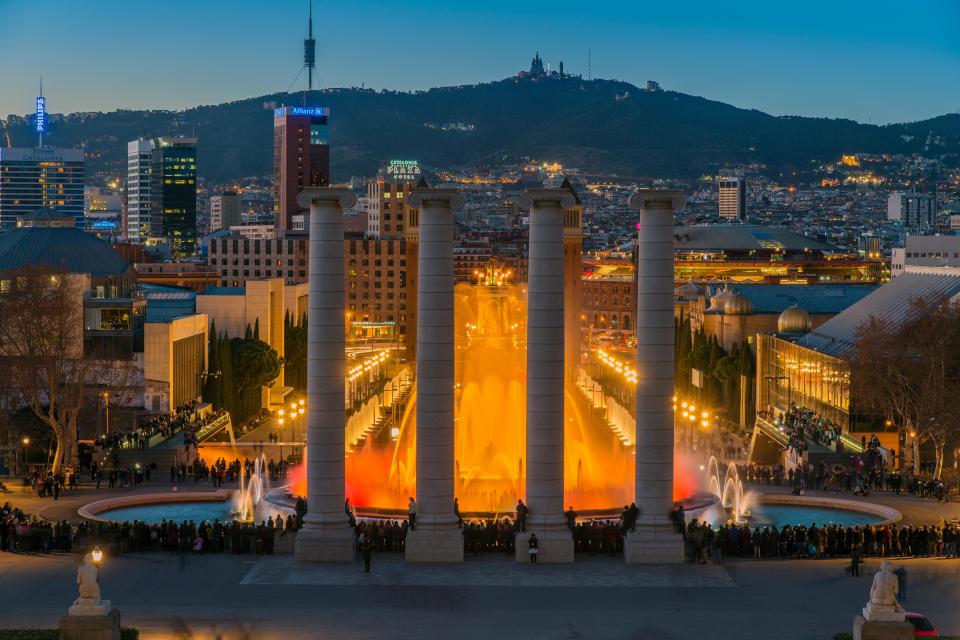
850,545,862,576
360,536,373,573
894,565,907,603
528,533,539,564
407,496,417,531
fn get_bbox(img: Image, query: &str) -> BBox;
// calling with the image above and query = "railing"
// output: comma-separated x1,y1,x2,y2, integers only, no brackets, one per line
195,413,232,442
838,431,865,454
755,415,790,448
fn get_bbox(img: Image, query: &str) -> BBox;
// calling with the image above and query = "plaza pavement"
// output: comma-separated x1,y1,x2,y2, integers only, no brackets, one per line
1,551,958,640
3,480,960,638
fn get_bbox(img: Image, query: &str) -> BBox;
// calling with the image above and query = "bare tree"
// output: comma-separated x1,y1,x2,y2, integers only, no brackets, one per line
0,266,137,473
851,296,960,478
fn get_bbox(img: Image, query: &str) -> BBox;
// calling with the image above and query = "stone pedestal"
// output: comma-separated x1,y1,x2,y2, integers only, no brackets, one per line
405,523,464,563
60,609,121,640
623,523,685,563
853,615,913,640
515,530,575,564
294,523,356,563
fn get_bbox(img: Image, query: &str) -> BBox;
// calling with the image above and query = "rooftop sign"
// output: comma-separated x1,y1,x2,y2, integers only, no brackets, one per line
383,159,421,182
274,106,328,118
35,97,46,133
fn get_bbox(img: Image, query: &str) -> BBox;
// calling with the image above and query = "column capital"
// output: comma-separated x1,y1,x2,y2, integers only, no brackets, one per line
406,188,464,211
297,187,357,210
520,188,576,210
628,189,685,212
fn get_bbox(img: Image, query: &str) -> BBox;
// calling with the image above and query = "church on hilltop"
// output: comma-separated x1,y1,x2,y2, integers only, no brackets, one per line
520,52,570,80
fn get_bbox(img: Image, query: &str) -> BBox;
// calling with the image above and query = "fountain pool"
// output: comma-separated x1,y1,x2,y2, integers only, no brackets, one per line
95,500,234,524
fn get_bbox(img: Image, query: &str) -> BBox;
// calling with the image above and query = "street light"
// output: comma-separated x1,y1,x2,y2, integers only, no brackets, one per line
91,546,104,565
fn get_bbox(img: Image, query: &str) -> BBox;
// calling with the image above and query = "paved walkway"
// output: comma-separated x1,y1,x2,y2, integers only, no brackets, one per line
241,554,736,588
0,552,957,639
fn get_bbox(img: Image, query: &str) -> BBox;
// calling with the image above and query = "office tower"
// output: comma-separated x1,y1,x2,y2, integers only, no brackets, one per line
367,160,421,239
718,176,747,221
152,137,197,257
126,137,198,254
0,147,84,229
126,138,153,241
887,192,936,233
273,106,329,234
210,191,242,231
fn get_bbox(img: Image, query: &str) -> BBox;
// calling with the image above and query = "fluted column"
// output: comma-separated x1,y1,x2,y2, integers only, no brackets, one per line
404,187,464,562
294,188,356,563
624,188,685,563
517,189,575,563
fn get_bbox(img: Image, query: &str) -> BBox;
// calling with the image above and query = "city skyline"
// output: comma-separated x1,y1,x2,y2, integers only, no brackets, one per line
2,0,959,124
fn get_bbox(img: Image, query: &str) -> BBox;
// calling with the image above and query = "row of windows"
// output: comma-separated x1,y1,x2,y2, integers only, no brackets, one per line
906,251,960,259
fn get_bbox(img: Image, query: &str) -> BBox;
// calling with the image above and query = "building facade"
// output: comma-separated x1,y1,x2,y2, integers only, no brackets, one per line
126,137,198,254
887,192,936,232
126,139,153,242
891,235,960,276
718,176,747,221
0,147,84,229
205,235,408,337
209,191,241,232
273,106,330,235
367,161,420,239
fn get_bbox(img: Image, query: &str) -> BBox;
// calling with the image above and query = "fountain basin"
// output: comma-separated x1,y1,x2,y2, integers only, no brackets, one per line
746,494,901,528
79,490,235,524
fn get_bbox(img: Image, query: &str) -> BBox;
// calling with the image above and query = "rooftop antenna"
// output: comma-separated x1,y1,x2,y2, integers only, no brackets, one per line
303,0,316,103
588,48,591,81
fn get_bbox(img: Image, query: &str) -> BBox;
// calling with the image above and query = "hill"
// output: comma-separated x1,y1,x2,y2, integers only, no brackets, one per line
7,76,960,183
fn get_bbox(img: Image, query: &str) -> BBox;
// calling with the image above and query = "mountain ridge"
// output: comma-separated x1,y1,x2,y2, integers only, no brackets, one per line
7,76,960,183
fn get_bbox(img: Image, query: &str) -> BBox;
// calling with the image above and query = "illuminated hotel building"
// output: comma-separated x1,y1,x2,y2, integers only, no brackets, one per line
273,106,329,235
367,161,421,239
718,176,747,221
0,147,84,229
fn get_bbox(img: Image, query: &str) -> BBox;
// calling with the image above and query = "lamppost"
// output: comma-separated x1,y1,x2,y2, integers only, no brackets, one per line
277,417,285,459
21,436,30,475
101,391,110,436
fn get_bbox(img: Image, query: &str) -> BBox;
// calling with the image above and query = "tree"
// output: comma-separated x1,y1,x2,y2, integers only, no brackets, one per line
851,296,960,478
0,266,132,472
229,335,283,423
284,311,308,393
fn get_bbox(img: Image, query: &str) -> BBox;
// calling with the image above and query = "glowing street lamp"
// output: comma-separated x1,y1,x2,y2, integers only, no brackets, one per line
91,546,104,564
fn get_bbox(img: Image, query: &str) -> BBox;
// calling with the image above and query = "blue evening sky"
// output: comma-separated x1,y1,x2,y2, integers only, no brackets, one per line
1,0,958,123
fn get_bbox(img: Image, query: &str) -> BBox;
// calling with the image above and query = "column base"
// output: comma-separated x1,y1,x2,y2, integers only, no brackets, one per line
515,529,574,563
294,523,355,562
623,523,684,564
405,525,464,563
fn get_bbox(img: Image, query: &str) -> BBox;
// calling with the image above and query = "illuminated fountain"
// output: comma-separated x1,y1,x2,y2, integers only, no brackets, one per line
338,262,635,515
705,455,752,523
233,454,268,522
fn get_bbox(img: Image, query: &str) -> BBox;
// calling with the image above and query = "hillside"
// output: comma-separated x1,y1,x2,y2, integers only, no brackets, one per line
7,76,960,183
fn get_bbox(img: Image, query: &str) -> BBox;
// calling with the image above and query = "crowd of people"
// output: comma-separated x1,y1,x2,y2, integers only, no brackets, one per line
680,517,960,563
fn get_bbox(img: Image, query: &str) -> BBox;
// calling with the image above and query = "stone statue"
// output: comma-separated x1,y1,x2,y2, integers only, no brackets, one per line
862,560,905,622
68,553,111,617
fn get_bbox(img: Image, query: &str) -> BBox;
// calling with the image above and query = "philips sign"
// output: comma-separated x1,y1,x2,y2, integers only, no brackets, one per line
35,97,46,133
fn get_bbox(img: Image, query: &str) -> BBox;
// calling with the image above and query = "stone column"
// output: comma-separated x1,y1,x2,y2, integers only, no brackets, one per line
516,189,575,563
404,187,464,562
624,188,685,563
294,188,356,562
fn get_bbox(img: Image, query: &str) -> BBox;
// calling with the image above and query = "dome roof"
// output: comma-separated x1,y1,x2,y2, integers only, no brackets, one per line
0,225,129,277
723,291,752,315
778,305,812,333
